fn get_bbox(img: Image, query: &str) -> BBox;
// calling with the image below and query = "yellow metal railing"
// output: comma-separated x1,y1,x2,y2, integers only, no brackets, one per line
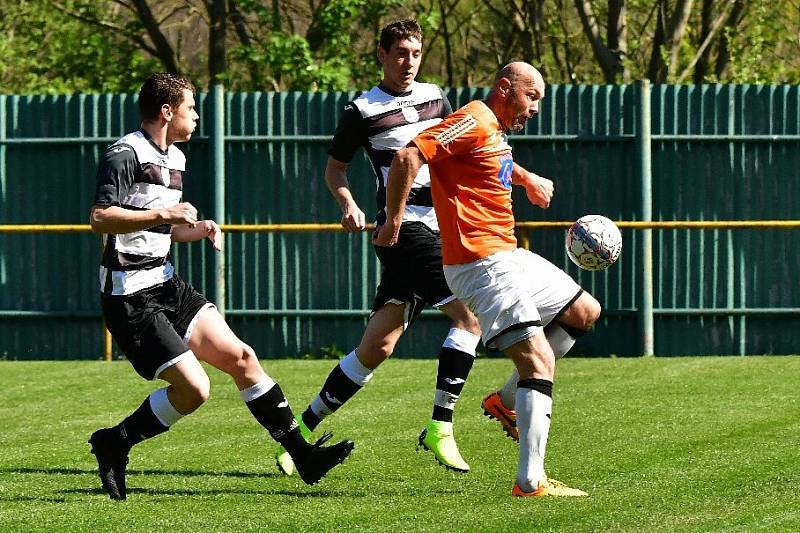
2,220,799,361
4,220,800,234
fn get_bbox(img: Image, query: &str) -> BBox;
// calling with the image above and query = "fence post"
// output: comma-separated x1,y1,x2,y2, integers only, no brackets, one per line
637,80,654,356
210,84,226,316
0,95,5,211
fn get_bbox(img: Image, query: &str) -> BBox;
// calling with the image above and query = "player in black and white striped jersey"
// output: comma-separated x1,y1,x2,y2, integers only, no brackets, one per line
87,73,353,500
275,19,482,475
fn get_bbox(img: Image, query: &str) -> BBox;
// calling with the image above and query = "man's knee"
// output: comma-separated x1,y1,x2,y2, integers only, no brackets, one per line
214,341,261,379
441,300,481,336
173,373,211,413
358,335,397,366
563,293,602,333
580,296,602,329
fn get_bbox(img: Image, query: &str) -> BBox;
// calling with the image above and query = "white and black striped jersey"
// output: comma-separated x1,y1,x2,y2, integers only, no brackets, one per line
328,81,452,231
93,129,186,296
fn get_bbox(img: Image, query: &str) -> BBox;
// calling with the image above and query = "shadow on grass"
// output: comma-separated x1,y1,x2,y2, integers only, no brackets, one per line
64,486,366,498
0,467,374,500
0,467,280,478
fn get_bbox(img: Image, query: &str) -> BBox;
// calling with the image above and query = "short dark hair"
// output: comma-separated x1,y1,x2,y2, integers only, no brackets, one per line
138,73,195,121
379,19,422,51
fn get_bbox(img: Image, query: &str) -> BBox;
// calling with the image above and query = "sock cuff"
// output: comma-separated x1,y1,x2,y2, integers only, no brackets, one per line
442,328,480,356
339,350,373,386
148,387,183,427
517,378,553,398
239,376,277,403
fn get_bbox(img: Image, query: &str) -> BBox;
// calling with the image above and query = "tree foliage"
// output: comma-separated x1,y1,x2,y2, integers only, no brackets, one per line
1,0,799,94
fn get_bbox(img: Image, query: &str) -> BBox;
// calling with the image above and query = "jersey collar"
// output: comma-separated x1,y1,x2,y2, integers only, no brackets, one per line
378,82,414,98
138,128,170,156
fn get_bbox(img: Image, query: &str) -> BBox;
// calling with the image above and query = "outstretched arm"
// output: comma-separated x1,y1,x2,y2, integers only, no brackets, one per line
372,145,425,246
172,220,223,251
512,163,553,209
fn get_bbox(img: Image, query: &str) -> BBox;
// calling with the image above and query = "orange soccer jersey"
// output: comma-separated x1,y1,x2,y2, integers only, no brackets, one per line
413,100,517,265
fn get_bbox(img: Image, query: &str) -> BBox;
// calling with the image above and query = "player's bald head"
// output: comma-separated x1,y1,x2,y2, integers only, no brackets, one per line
487,62,545,132
494,62,543,89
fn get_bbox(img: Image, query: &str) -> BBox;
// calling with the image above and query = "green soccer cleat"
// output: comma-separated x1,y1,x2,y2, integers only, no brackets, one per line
275,417,312,476
417,420,470,473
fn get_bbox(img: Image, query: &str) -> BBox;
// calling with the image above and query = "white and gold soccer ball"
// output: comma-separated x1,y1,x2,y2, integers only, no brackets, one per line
565,214,622,271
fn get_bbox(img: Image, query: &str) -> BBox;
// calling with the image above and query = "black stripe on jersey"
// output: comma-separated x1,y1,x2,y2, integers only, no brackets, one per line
102,251,169,272
365,148,395,172
138,163,166,186
365,100,448,138
100,235,169,273
136,163,183,191
407,187,433,207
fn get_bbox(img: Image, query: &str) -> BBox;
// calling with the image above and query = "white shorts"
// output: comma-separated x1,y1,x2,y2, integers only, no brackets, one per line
444,248,582,350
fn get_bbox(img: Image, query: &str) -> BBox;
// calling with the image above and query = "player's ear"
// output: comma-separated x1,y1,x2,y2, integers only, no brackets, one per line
161,103,173,121
498,77,512,97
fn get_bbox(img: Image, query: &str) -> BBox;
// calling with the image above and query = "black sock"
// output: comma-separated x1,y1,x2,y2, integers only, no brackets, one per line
245,383,309,461
432,347,476,423
117,397,169,450
302,364,363,432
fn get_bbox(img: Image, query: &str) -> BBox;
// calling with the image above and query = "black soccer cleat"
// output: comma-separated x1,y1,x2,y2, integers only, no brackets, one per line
88,428,130,500
294,431,354,485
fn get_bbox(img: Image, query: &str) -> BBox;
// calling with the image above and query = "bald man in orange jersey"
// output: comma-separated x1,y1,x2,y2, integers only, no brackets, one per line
375,62,600,497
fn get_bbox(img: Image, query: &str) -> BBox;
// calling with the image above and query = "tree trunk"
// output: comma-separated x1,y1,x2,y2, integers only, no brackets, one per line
574,0,627,83
207,0,227,85
693,0,714,83
664,0,694,77
130,0,180,74
439,0,455,86
715,0,746,79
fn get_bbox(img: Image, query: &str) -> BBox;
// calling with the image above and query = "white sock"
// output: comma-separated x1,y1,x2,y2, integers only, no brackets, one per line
516,385,552,492
500,369,519,409
548,324,577,361
339,349,374,386
149,387,184,427
499,324,576,410
239,376,277,402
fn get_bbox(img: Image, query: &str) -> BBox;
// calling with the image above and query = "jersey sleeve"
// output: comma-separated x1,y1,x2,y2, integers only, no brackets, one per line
413,107,484,163
93,144,138,206
327,102,366,163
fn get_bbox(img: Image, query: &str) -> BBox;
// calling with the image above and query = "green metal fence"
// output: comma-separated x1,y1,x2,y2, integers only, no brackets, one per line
1,83,798,360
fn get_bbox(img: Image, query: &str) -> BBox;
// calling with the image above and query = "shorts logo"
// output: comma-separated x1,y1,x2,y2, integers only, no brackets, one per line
435,114,477,146
497,154,513,189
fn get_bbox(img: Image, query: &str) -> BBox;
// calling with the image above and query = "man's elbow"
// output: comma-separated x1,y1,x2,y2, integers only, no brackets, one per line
396,145,424,169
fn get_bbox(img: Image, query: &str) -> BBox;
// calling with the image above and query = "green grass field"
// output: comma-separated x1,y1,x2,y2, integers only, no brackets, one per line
1,357,798,532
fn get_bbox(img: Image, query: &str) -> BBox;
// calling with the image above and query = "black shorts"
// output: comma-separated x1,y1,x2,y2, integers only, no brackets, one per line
372,221,454,323
101,275,211,380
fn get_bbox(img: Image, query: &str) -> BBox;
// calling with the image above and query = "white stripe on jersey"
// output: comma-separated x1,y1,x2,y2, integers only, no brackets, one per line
125,182,182,209
435,114,478,146
368,117,442,151
353,82,443,118
100,263,175,296
115,232,173,260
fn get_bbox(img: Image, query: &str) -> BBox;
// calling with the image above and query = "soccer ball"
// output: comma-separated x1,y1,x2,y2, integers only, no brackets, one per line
565,215,622,271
